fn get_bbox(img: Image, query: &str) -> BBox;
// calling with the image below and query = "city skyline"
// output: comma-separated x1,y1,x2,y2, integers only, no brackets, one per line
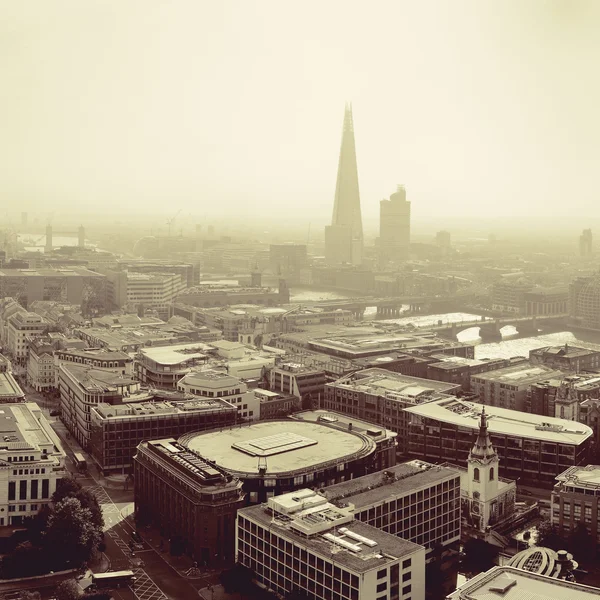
3,1,600,220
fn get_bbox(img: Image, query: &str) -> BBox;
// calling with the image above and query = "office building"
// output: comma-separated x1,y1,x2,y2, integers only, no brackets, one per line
269,244,308,278
379,185,411,265
523,287,569,316
579,229,593,257
447,566,600,600
5,310,48,371
405,397,593,486
237,489,425,600
269,363,327,407
255,389,300,419
570,275,600,330
0,403,66,526
529,344,600,372
177,369,259,421
325,105,363,266
0,267,107,314
579,398,600,447
470,363,564,411
551,465,600,550
324,368,461,454
528,374,600,420
176,281,290,309
91,398,237,473
290,410,397,472
435,231,451,249
426,355,510,392
26,336,55,392
323,460,461,559
134,438,245,567
177,419,391,504
491,277,534,314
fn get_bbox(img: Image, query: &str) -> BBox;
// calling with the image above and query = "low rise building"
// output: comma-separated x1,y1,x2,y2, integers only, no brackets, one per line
579,398,600,447
255,389,300,420
26,337,57,392
0,403,67,526
6,310,47,371
447,566,600,600
269,362,327,407
237,489,426,600
470,363,565,411
529,344,600,372
134,438,245,567
324,368,461,454
177,369,259,421
523,286,569,316
322,460,461,561
405,397,593,487
0,372,25,402
91,398,238,473
551,465,600,551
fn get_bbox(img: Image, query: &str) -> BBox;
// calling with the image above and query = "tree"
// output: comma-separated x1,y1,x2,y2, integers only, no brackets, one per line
44,497,102,568
461,538,498,576
568,522,595,560
0,541,49,579
53,478,104,530
54,579,82,600
536,518,567,551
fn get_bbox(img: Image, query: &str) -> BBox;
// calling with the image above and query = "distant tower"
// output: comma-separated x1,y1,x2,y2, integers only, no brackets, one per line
251,269,262,288
325,104,363,266
466,408,500,532
379,185,411,265
78,225,85,248
579,229,592,257
45,225,53,253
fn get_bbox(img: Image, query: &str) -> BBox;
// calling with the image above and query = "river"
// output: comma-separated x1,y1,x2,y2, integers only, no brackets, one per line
289,287,600,360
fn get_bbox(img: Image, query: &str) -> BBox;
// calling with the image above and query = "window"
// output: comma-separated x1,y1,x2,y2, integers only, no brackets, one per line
376,582,387,593
41,479,49,499
473,468,480,482
402,572,411,582
19,480,27,500
403,584,412,595
18,505,26,512
8,506,15,513
377,568,387,580
31,480,38,500
30,504,38,512
402,558,411,569
490,468,494,481
8,482,15,501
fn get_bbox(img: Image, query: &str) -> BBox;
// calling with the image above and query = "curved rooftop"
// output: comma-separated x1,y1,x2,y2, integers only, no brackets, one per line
180,420,376,478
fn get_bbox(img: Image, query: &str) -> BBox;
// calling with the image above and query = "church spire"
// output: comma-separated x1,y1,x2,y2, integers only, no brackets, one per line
470,407,497,462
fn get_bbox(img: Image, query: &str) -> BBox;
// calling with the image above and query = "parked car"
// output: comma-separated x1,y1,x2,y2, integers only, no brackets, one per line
50,409,61,416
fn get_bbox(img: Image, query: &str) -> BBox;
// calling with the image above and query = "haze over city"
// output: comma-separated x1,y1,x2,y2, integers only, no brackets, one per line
3,0,600,223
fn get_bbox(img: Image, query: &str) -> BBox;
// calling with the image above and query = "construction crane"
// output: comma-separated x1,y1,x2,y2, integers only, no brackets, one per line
166,209,181,237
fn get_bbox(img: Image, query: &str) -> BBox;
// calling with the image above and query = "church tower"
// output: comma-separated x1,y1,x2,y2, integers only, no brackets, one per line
466,408,500,531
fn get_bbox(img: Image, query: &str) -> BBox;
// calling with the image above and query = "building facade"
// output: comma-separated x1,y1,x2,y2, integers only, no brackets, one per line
529,345,600,372
134,438,245,566
269,362,327,407
379,185,411,265
237,489,425,600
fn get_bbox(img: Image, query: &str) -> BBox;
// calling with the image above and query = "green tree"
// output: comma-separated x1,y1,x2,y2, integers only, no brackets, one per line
568,522,595,559
54,579,82,600
536,518,568,551
44,497,102,568
53,478,104,530
461,538,498,576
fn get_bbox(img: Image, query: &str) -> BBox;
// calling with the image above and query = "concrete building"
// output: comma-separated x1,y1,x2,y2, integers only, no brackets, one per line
255,389,300,420
523,287,569,316
491,277,534,314
269,362,327,407
322,460,461,561
426,355,510,392
405,397,593,487
447,566,600,600
379,185,411,265
579,398,600,447
135,343,212,389
134,438,245,566
0,267,107,314
177,369,259,421
551,465,600,551
324,368,461,454
325,105,363,266
237,489,425,600
570,275,600,331
59,363,149,449
528,374,600,420
0,403,66,526
177,419,394,504
176,282,289,309
269,244,308,278
26,337,55,392
470,363,565,411
91,397,238,473
529,344,600,372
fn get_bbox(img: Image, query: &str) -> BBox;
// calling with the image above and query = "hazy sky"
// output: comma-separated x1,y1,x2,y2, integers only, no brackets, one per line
3,0,600,222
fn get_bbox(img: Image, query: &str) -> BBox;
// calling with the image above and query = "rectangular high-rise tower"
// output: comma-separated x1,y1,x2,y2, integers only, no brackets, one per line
379,185,411,264
325,104,363,266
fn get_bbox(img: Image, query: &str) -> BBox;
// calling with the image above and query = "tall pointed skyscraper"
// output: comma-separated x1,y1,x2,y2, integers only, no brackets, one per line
325,104,363,266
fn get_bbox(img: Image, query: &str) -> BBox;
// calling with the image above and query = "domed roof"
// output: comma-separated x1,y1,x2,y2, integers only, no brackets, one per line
506,546,577,578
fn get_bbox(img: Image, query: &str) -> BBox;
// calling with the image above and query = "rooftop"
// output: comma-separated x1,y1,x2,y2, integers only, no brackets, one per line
93,397,236,420
405,397,593,445
448,566,600,600
180,420,377,477
0,373,25,399
555,465,600,490
138,342,213,365
322,461,459,509
471,363,565,386
531,345,600,359
61,363,140,394
241,491,422,573
0,267,103,278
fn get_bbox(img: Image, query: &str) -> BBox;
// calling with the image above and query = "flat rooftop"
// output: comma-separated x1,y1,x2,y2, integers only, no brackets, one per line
330,368,460,399
61,363,139,393
0,373,25,399
447,566,600,600
291,410,397,442
241,500,422,573
555,465,600,490
181,420,376,477
0,267,102,277
323,461,459,509
93,397,236,420
471,364,564,386
405,397,593,445
531,345,600,358
139,342,213,365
